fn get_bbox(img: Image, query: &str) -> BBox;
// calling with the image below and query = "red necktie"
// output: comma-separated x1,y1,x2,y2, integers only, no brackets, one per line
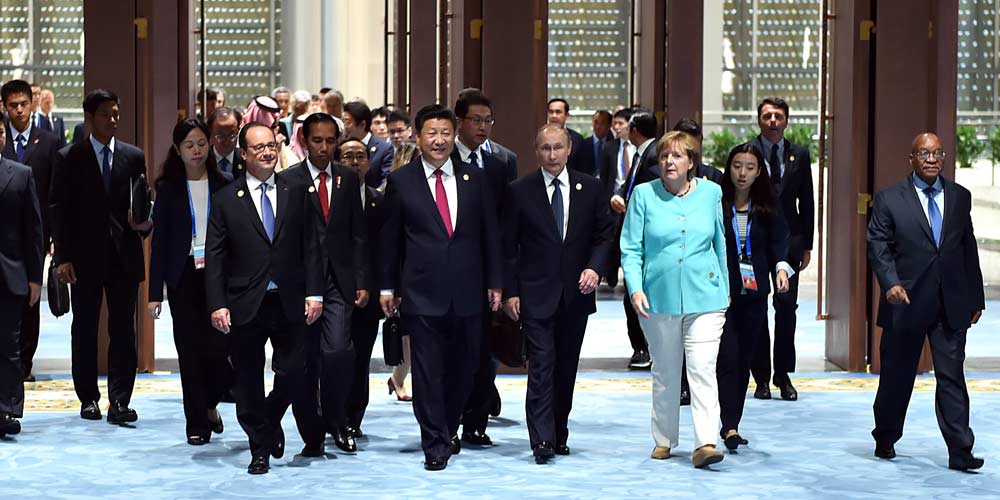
318,171,330,222
434,169,453,237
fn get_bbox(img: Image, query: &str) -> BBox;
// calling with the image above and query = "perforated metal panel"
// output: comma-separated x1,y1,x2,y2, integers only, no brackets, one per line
958,0,999,130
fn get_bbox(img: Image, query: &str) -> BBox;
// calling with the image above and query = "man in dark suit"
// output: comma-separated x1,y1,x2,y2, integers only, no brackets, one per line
598,108,634,289
380,104,503,471
750,98,814,401
205,122,326,474
2,80,60,382
673,118,723,184
586,110,613,178
279,113,367,454
609,110,659,371
0,123,43,439
208,106,245,177
29,83,52,134
40,89,67,148
50,89,151,424
503,124,614,463
450,89,517,446
867,132,985,471
547,98,589,176
343,100,394,189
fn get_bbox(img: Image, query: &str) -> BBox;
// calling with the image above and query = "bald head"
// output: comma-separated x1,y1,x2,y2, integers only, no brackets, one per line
911,132,941,153
909,132,944,184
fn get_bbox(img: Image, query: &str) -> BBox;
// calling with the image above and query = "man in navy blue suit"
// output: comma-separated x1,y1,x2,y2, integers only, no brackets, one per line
343,100,394,189
379,104,502,471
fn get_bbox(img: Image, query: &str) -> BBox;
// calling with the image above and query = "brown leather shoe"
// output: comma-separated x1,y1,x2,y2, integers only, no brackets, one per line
650,446,671,460
693,445,724,468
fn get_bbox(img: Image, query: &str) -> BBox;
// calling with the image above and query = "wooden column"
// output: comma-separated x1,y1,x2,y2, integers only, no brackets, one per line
445,0,483,106
665,0,704,128
409,0,439,109
391,0,409,110
634,0,665,130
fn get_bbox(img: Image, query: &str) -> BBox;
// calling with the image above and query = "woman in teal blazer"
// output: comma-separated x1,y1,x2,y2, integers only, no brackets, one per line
620,131,730,468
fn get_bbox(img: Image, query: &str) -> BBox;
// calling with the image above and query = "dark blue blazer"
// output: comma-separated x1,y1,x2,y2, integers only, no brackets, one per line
449,143,517,215
148,171,232,302
565,127,590,176
503,169,614,319
364,135,395,189
0,158,43,296
380,157,502,317
754,135,814,250
868,175,985,332
3,123,60,245
49,115,67,148
358,186,385,321
722,204,790,298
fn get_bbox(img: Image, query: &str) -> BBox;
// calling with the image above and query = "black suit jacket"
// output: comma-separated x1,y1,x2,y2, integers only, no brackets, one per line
3,124,60,245
723,205,790,298
49,115,67,148
503,169,614,319
566,127,591,176
50,138,150,285
755,136,814,250
148,172,233,302
359,186,385,320
696,163,724,184
617,140,659,203
205,173,324,326
868,175,985,332
280,161,367,301
72,123,86,145
365,135,395,189
599,139,626,202
450,144,517,215
380,158,502,317
0,158,43,296
211,148,246,177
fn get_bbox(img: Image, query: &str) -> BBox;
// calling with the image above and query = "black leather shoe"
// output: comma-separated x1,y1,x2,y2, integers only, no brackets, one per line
301,442,325,458
424,455,448,471
248,454,270,475
208,408,224,434
335,428,357,453
874,442,896,460
0,414,21,435
776,379,798,401
533,441,555,464
723,433,748,451
187,435,209,446
554,444,571,456
680,389,691,406
462,429,493,446
949,451,985,471
271,425,285,459
450,435,462,455
107,401,138,424
80,401,102,420
344,425,363,438
628,349,651,370
753,385,772,400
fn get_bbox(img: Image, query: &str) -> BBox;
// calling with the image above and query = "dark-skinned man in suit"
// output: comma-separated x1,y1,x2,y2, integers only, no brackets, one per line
547,98,589,176
867,132,985,471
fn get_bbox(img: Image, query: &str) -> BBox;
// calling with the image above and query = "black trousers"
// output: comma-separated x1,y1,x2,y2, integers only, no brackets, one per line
717,294,768,433
231,293,323,456
523,303,589,448
461,312,498,434
0,292,25,417
166,259,233,438
872,300,975,453
70,279,138,405
752,237,803,385
19,299,40,377
622,287,646,352
345,305,381,430
405,310,481,458
311,280,354,432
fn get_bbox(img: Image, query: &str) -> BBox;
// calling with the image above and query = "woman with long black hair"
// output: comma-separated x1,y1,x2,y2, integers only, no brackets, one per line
716,143,793,451
148,118,234,445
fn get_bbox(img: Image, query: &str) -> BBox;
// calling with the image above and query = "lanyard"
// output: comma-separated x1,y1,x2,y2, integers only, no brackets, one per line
186,180,210,240
731,203,752,259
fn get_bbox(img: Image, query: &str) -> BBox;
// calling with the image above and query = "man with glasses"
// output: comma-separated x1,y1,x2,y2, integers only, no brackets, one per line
208,106,245,177
867,132,984,471
386,109,414,148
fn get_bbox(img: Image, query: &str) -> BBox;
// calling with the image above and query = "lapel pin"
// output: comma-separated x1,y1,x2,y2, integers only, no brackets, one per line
370,146,377,153
33,138,39,144
463,174,470,181
237,189,245,198
308,185,316,193
575,182,582,191
789,155,795,162
336,175,342,189
371,202,376,207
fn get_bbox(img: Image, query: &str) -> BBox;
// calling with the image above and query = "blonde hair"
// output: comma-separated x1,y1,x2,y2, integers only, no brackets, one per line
657,131,702,179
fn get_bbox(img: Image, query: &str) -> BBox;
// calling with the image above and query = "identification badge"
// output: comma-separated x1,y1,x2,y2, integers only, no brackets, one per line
193,244,206,270
739,261,758,291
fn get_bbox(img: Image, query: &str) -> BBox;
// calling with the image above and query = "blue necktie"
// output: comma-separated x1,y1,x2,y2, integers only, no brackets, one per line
219,157,231,174
101,146,112,192
15,135,25,163
593,138,600,176
260,182,275,241
468,151,480,169
923,186,942,247
551,178,564,240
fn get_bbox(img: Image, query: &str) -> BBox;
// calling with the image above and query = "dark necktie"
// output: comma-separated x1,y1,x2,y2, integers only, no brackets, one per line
15,135,25,163
923,186,942,247
468,151,479,169
318,171,330,222
593,138,600,176
769,144,781,184
551,178,564,240
219,157,231,173
434,169,454,237
260,182,275,241
101,146,112,192
625,150,641,198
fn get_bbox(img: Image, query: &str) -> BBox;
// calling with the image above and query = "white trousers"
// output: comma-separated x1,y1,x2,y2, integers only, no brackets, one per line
639,310,726,449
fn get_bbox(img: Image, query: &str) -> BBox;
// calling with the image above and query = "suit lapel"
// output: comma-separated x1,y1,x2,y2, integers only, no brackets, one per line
940,177,958,244
21,127,42,164
273,176,290,241
565,170,583,242
903,176,935,245
0,159,13,195
453,163,471,234
238,176,270,242
533,170,561,241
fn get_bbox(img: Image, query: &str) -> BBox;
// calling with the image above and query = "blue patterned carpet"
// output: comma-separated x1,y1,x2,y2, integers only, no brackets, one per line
3,374,999,500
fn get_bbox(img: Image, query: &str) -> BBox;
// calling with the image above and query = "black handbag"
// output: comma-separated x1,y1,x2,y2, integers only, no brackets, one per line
382,316,404,366
130,173,152,223
490,310,526,368
47,260,70,317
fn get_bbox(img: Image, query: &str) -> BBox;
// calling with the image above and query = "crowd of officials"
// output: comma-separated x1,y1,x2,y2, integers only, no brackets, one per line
0,79,985,474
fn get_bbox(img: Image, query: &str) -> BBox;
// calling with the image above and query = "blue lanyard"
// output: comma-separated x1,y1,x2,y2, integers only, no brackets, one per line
731,203,752,259
186,180,210,240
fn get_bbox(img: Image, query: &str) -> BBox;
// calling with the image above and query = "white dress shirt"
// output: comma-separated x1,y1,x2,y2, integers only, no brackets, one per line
454,138,484,168
362,132,373,146
187,179,210,253
541,167,571,240
90,134,116,174
423,157,458,229
912,173,945,222
11,121,32,148
306,158,334,208
615,139,635,192
245,172,278,221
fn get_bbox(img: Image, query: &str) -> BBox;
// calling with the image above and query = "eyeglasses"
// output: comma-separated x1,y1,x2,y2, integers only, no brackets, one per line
914,150,946,160
248,142,278,154
213,133,238,142
463,117,495,127
340,153,368,162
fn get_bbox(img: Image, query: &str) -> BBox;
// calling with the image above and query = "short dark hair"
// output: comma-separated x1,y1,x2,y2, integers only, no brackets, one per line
593,110,612,124
238,121,274,150
757,97,790,119
372,106,389,119
387,109,411,127
82,89,119,115
335,137,370,161
196,87,219,103
413,104,457,133
207,106,241,130
629,110,657,140
343,101,373,132
672,118,703,139
1,79,32,104
302,112,340,140
613,108,632,122
319,87,332,94
455,90,492,118
547,98,570,113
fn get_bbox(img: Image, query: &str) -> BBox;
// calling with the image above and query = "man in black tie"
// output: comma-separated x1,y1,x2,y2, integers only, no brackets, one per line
547,98,589,175
867,132,984,471
750,98,814,401
503,124,614,463
208,106,245,177
279,113,367,454
50,89,152,424
588,110,613,177
380,104,503,471
0,123,43,438
2,79,60,382
205,122,326,474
